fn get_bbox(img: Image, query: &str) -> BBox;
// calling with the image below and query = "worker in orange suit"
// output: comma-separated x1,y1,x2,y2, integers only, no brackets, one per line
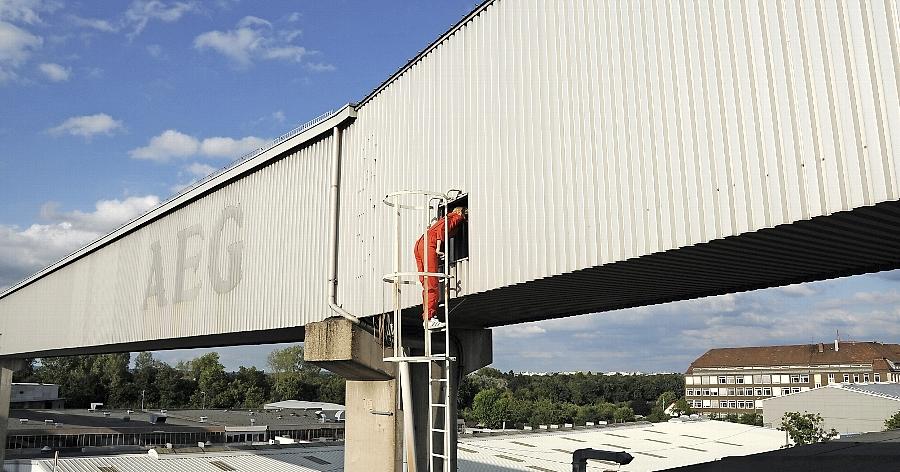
414,206,467,330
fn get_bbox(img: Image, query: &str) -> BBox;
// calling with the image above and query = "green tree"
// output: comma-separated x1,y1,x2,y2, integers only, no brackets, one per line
267,345,319,375
189,353,228,408
779,412,838,445
739,413,763,426
613,406,635,423
471,388,512,428
884,411,900,430
670,398,693,417
656,391,677,412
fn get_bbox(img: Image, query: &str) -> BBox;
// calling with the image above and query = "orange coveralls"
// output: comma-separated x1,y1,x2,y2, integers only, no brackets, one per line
413,211,465,321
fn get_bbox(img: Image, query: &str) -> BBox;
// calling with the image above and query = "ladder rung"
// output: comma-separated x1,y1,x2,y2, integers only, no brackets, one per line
431,378,448,382
431,428,446,433
432,453,448,459
431,403,447,408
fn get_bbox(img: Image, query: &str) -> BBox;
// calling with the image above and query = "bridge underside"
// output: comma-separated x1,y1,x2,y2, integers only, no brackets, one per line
448,199,900,329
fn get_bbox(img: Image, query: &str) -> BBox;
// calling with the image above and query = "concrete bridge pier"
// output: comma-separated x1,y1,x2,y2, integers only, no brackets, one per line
305,317,491,472
0,359,26,464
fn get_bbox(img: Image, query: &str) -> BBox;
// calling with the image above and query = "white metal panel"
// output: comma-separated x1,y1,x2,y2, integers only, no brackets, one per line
0,136,335,355
337,0,900,316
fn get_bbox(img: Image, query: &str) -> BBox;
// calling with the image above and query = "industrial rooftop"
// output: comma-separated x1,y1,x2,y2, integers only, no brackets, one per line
12,420,786,472
8,408,332,433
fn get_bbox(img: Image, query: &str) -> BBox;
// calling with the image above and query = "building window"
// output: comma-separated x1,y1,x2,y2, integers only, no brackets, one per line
828,373,835,383
791,387,801,394
875,373,881,382
735,377,744,384
864,373,870,382
726,376,735,384
718,376,727,384
727,388,735,396
800,374,809,383
843,374,850,383
790,374,801,383
815,383,821,388
755,388,763,396
854,374,860,383
763,387,772,396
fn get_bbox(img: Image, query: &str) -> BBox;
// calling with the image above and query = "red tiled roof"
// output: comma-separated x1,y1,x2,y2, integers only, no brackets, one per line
687,342,900,374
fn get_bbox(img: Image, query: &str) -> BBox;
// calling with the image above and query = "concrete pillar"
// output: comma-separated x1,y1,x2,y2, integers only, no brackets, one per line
0,359,24,466
304,318,401,472
305,318,493,472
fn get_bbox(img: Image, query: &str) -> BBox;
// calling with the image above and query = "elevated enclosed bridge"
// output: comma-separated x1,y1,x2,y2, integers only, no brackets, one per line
0,0,898,470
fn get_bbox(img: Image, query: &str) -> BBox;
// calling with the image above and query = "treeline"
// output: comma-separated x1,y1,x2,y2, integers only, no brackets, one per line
458,368,686,428
14,346,344,410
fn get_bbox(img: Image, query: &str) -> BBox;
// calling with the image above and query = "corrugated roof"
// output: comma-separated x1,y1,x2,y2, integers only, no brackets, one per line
687,342,900,373
25,421,785,472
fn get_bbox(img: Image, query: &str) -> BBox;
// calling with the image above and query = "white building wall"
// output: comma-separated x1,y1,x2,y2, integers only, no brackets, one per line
337,0,900,315
763,387,900,434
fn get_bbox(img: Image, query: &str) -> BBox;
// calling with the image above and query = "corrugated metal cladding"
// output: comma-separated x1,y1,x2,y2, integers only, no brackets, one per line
338,0,900,316
1,0,900,355
0,136,335,356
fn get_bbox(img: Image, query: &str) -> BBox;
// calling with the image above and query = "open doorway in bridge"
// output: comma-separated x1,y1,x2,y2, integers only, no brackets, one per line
438,193,469,265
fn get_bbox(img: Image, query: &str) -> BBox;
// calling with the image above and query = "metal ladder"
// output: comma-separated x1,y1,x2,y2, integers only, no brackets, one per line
381,190,455,472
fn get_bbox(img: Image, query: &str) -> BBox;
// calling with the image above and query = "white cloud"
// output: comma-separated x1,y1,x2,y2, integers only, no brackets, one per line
40,195,160,233
305,62,335,73
184,162,216,177
0,0,60,24
125,0,197,37
200,136,266,158
194,16,310,68
777,283,817,297
129,129,198,161
272,110,285,123
0,195,159,290
0,20,41,81
48,113,123,138
130,129,267,162
69,15,118,32
38,62,69,81
495,324,546,338
146,43,163,58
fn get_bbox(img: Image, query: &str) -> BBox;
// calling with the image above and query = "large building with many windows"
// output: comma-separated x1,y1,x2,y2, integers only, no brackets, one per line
684,341,900,415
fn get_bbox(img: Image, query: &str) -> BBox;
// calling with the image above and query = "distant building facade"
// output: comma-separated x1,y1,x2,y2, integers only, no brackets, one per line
762,383,900,435
685,341,900,415
10,383,64,409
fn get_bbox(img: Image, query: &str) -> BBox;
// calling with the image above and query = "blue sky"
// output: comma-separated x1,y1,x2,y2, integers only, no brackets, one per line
2,0,900,375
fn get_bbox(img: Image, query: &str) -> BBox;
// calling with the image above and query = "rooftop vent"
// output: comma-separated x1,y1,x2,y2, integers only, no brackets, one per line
44,419,54,424
199,416,208,423
817,343,825,353
18,419,27,424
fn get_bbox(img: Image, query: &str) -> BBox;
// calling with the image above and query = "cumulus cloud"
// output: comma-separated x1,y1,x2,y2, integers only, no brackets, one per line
48,113,123,138
305,62,335,73
69,15,117,32
129,129,198,161
130,129,267,162
0,195,160,290
200,136,266,158
193,16,309,68
0,20,42,82
146,43,163,58
125,0,197,38
38,62,69,81
184,162,216,178
0,0,60,25
777,283,818,297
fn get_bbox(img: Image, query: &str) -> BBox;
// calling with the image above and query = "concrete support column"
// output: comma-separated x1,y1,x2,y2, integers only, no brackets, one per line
304,318,401,472
0,359,24,466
